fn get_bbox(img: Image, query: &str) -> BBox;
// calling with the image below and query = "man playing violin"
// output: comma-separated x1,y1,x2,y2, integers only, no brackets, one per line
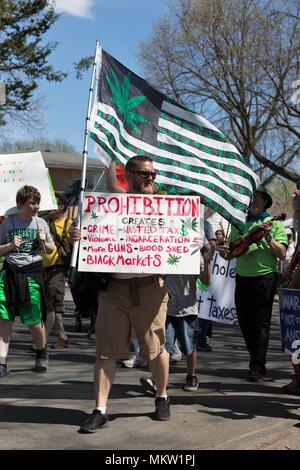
220,185,287,382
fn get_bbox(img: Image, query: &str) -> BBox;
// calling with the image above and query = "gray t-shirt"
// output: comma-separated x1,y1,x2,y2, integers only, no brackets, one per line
0,215,52,267
166,274,198,317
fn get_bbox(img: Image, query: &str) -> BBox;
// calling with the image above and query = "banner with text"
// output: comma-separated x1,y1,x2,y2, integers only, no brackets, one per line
78,192,203,274
280,289,300,363
0,151,57,215
197,251,236,325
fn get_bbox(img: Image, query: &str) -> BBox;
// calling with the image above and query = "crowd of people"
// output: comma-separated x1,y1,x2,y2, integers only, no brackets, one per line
0,154,299,435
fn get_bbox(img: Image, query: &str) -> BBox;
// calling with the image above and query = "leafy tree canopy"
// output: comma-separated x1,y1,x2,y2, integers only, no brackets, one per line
0,0,67,126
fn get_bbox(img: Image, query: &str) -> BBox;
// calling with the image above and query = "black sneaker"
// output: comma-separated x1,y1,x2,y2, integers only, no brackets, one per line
247,366,264,382
183,375,199,391
0,364,9,377
34,349,49,373
79,410,108,433
154,397,170,421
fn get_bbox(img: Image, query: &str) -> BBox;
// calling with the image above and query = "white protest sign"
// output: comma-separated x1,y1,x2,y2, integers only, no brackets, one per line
197,251,236,325
78,192,203,274
0,151,57,215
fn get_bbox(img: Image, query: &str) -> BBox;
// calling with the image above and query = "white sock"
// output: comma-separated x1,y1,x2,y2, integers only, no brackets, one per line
156,394,168,400
95,406,107,414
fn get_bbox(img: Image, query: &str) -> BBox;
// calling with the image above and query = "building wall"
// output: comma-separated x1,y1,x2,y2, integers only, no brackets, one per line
48,168,81,192
47,167,106,193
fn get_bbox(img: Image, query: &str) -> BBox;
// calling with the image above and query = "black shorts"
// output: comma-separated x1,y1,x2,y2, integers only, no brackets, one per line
44,266,66,314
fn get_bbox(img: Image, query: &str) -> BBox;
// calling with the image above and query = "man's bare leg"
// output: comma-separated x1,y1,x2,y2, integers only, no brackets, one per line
149,349,169,395
94,358,116,407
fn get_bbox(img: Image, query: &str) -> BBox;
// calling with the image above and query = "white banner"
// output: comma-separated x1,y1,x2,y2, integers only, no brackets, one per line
0,151,57,215
197,251,236,325
78,192,203,274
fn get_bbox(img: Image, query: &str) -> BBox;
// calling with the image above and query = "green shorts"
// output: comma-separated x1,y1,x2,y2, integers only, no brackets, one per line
0,272,43,325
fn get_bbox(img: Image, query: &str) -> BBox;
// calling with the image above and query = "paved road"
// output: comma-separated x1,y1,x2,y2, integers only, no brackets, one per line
0,292,299,451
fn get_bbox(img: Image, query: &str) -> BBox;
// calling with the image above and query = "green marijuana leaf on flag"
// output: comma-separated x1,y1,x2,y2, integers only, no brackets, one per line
106,68,149,133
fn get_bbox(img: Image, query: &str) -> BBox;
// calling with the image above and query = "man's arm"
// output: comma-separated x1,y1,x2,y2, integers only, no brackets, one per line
199,245,212,285
265,233,287,260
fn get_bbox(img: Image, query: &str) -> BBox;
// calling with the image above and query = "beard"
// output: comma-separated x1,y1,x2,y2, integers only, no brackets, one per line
131,179,155,194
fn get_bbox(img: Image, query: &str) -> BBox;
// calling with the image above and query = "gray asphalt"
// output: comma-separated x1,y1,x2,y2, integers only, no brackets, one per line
0,290,299,451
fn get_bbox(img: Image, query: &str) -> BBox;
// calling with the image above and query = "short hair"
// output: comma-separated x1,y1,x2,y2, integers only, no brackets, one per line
55,192,68,212
16,185,41,208
125,155,153,173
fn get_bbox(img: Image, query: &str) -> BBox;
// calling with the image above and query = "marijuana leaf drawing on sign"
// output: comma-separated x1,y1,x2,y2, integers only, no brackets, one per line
167,254,181,266
90,211,99,221
181,217,198,236
106,67,149,133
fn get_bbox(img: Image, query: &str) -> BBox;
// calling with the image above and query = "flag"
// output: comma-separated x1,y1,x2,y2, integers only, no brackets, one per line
89,48,259,229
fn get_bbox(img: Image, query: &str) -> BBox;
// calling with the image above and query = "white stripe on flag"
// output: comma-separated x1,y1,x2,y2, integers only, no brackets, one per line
157,174,247,222
161,101,222,133
159,116,241,156
157,134,257,191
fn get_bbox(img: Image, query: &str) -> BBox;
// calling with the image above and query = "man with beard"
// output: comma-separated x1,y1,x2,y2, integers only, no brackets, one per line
76,155,170,433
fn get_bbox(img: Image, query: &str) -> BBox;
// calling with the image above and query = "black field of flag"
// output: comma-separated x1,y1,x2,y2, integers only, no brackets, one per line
89,48,259,229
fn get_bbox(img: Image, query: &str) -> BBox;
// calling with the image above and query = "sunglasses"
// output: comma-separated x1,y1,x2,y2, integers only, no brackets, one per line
129,170,157,180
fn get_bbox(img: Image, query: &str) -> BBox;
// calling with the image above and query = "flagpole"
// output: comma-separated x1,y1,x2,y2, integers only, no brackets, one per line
68,40,101,284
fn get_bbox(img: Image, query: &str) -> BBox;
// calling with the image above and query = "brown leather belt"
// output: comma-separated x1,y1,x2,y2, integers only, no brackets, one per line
111,276,157,307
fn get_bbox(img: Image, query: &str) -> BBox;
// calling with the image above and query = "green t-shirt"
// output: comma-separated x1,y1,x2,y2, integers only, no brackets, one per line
228,216,288,277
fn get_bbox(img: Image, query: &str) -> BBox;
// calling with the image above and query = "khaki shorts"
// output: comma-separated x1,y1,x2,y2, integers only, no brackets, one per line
95,276,168,361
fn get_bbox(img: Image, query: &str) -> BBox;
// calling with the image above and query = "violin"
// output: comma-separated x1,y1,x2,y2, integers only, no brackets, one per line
229,213,286,258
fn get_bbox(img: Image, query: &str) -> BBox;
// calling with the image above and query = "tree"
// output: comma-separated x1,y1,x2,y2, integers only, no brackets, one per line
138,0,300,183
0,138,79,154
0,0,66,129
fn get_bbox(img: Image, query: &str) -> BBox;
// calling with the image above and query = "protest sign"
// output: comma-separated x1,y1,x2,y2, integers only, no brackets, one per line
197,251,236,325
280,289,300,364
0,151,57,215
78,192,203,274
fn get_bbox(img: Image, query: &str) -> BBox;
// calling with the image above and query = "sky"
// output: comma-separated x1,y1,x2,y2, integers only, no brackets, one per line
33,0,169,155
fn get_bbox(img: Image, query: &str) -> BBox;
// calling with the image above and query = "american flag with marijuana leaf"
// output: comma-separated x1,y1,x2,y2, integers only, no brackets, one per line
89,48,259,229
